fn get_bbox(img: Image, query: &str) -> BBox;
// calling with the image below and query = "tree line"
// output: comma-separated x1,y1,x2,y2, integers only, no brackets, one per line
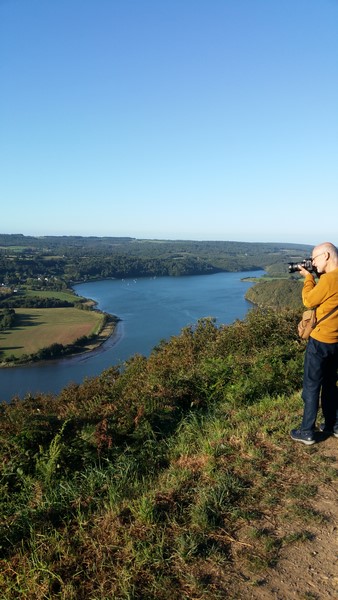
0,234,311,287
0,308,15,330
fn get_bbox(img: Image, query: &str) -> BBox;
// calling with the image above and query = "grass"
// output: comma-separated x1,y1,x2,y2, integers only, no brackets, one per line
0,307,104,359
0,309,336,599
2,392,333,599
23,288,82,303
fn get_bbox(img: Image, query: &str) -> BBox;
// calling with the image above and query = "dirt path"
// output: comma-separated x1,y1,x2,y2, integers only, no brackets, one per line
237,437,338,599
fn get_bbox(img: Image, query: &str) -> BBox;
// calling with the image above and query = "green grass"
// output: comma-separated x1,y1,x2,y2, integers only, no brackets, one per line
23,288,82,303
1,391,333,599
0,307,104,359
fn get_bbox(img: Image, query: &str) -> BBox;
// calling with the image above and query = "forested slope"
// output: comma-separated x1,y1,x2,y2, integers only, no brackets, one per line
0,235,312,283
245,277,303,309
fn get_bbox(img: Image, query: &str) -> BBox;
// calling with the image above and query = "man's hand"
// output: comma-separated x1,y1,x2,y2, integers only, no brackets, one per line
298,265,312,278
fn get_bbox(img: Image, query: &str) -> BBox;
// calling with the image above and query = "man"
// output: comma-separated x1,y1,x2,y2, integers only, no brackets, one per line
291,242,338,445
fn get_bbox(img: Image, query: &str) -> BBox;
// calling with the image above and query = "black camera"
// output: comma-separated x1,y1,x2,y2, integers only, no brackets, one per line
288,258,314,274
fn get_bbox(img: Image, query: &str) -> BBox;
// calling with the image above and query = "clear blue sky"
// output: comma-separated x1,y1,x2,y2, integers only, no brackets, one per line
1,0,337,245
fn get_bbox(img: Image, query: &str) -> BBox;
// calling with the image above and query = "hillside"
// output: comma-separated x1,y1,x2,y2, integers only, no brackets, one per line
1,308,337,599
0,234,312,282
245,277,303,310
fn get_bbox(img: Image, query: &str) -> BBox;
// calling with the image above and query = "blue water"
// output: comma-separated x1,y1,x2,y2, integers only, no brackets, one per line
0,271,261,402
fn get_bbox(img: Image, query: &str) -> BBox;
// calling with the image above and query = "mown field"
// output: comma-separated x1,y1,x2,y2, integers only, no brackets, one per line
23,289,82,303
0,308,104,359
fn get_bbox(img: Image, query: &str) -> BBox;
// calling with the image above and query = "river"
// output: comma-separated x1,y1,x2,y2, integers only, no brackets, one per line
0,271,262,402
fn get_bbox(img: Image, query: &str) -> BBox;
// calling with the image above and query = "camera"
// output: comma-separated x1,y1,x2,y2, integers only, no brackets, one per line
288,258,315,274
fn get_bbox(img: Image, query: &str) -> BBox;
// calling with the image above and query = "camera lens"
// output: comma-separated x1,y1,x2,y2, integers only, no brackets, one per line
288,263,299,273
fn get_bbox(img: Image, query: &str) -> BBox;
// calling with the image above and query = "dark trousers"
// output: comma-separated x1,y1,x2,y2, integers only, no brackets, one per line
301,337,338,433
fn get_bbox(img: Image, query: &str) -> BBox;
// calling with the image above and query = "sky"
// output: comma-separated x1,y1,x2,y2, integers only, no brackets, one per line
1,0,338,245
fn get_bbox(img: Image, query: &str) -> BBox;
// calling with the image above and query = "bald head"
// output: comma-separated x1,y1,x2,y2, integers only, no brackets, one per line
312,242,338,273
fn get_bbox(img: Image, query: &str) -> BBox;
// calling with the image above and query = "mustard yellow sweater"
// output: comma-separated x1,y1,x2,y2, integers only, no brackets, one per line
302,267,338,343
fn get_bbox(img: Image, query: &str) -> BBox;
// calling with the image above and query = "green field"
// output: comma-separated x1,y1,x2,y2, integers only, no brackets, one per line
0,307,104,359
23,288,83,303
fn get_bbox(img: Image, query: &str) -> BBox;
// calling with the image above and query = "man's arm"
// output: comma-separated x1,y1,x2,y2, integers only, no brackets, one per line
298,268,326,308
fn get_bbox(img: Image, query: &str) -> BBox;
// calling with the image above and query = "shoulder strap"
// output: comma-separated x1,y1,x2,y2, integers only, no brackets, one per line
316,305,338,326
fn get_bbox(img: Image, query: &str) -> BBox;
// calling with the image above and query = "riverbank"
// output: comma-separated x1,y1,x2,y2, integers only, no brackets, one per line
73,314,119,354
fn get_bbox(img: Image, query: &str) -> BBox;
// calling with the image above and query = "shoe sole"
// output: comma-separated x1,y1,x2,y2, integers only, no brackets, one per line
290,435,315,446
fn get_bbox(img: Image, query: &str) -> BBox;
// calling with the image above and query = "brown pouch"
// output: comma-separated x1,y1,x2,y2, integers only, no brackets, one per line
298,309,316,340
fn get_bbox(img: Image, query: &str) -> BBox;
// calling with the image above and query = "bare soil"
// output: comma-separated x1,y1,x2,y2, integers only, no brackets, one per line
231,436,338,600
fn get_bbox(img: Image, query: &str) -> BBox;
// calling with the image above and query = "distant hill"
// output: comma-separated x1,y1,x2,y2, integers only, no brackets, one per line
0,234,312,281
